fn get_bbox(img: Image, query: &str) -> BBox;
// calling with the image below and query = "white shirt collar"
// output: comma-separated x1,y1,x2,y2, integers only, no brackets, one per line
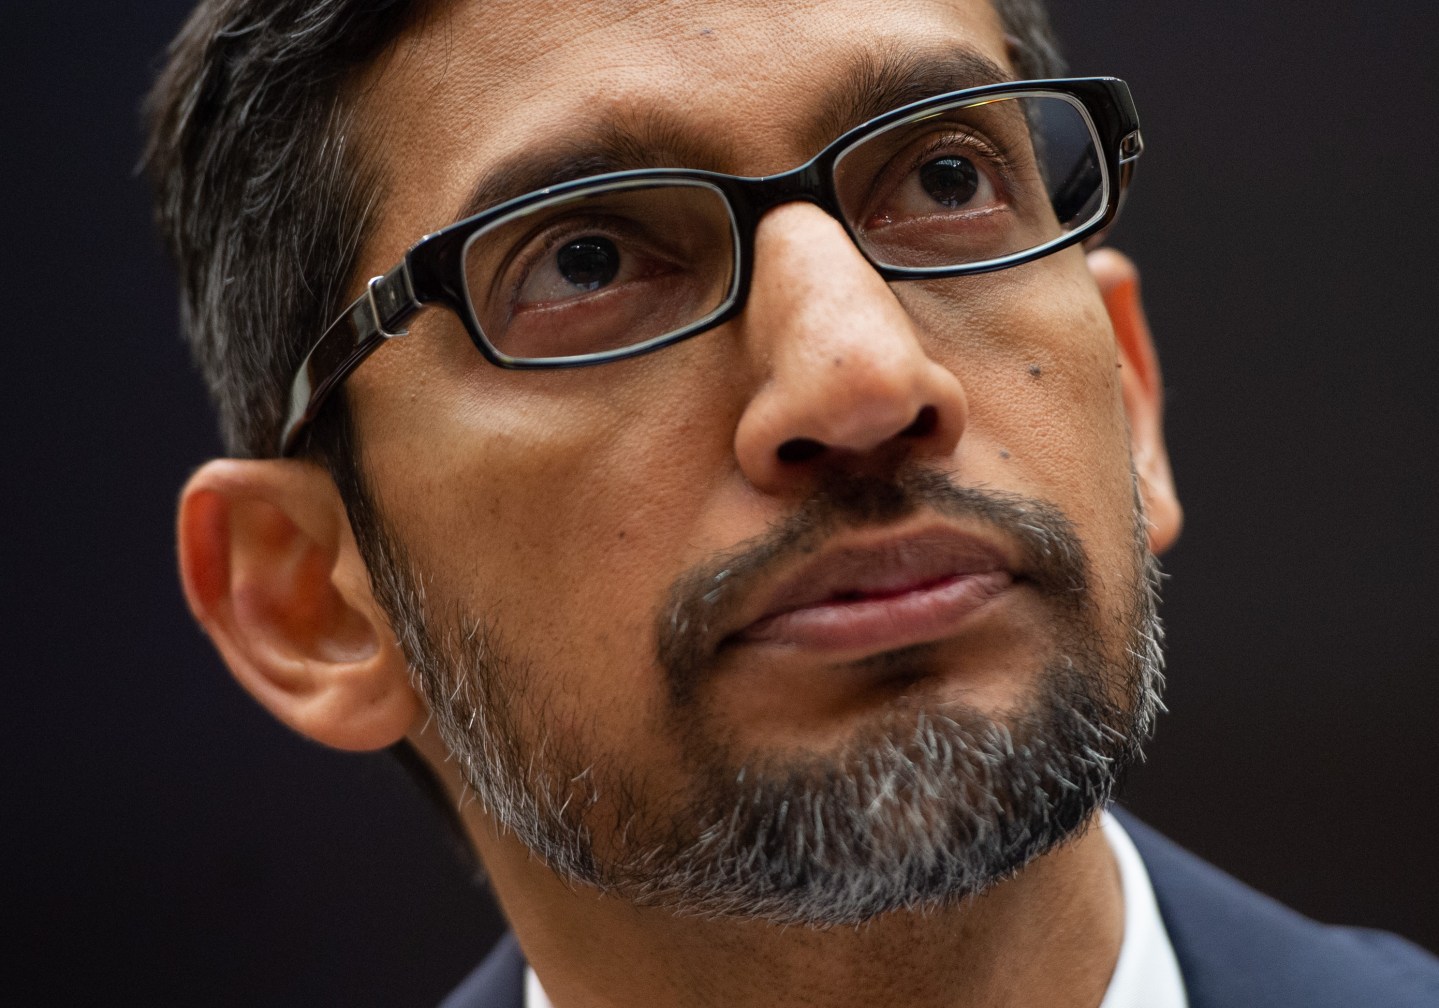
526,811,1186,1008
1097,810,1188,1008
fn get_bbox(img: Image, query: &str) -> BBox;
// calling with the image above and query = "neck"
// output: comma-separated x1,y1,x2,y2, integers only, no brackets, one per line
466,805,1122,1008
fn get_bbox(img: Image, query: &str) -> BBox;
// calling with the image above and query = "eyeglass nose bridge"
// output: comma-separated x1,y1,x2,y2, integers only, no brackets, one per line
732,160,843,230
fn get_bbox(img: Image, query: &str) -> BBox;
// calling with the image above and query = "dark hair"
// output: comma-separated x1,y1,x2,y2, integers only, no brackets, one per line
145,0,1062,464
145,0,1065,876
145,0,426,464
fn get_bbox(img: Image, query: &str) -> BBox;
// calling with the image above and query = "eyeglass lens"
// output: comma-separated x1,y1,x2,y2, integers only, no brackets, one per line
836,93,1103,269
461,92,1105,362
463,180,738,361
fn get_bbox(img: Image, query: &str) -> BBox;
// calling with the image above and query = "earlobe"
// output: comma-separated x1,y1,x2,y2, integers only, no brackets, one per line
177,458,419,751
1088,249,1183,554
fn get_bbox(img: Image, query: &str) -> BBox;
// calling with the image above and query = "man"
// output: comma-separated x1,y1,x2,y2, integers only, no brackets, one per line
146,0,1438,1005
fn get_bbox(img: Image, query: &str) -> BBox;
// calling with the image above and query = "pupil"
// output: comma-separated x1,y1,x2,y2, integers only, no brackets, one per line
919,157,979,208
556,236,620,290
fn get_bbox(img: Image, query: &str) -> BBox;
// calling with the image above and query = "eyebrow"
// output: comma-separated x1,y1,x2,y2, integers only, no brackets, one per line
452,114,726,224
805,46,1013,152
450,45,1014,224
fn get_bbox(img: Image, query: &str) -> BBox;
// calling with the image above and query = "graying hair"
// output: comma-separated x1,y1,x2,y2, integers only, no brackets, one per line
352,472,1162,925
145,0,424,462
145,0,1063,462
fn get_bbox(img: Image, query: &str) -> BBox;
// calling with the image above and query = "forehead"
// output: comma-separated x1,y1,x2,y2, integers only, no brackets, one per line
357,0,1010,253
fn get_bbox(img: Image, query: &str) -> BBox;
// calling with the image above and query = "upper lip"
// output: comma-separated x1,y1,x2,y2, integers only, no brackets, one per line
725,523,1022,642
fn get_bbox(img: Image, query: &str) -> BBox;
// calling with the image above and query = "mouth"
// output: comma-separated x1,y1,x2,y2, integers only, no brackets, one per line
723,526,1020,658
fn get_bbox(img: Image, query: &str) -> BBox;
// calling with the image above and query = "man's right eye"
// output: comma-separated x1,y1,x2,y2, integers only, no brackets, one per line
556,236,621,289
521,234,625,302
485,219,691,358
502,216,670,311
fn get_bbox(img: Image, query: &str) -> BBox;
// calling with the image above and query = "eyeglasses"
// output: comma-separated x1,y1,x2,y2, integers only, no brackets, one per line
279,77,1142,455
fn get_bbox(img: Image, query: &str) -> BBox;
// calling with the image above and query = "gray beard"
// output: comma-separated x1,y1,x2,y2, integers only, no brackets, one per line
355,470,1165,927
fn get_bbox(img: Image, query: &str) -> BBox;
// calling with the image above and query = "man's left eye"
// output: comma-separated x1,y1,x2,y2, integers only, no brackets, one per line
892,149,1000,218
918,156,985,209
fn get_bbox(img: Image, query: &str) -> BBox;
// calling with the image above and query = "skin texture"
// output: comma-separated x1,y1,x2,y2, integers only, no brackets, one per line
176,1,1182,1005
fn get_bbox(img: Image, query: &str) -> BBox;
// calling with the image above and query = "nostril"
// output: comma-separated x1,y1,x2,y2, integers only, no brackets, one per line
777,437,825,464
901,405,938,439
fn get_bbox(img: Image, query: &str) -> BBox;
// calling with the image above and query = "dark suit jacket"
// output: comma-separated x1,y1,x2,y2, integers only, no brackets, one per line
440,813,1439,1007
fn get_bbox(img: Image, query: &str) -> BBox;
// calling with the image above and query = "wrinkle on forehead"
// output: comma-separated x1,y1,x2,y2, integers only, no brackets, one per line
351,0,1010,263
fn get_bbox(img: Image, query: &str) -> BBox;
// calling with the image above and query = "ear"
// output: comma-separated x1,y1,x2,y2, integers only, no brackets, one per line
176,458,419,750
1088,249,1183,554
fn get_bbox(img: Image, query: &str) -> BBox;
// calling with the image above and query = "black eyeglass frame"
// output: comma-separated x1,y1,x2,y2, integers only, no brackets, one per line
279,76,1142,455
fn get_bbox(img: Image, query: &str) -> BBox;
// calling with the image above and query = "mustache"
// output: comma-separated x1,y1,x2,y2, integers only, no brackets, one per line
656,468,1094,700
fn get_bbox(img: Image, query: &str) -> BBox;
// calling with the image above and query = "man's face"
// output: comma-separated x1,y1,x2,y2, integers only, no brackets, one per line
343,0,1174,921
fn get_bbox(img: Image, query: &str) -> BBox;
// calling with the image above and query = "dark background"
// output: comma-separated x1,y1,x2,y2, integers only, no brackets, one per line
5,2,1436,1004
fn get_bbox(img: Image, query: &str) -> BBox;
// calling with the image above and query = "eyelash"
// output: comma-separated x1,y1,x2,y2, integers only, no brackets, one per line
496,214,635,305
890,129,1015,202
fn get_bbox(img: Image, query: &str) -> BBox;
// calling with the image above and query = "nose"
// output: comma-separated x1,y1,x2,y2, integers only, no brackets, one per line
732,202,969,494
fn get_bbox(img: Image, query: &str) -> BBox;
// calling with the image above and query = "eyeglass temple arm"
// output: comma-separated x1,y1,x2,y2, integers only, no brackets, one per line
278,262,420,456
1083,124,1143,252
1115,127,1144,208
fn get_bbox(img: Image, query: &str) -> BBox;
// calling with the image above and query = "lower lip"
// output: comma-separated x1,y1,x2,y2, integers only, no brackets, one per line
736,570,1015,655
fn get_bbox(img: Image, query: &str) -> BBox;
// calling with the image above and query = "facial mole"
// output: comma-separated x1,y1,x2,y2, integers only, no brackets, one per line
699,28,715,36
1027,364,1043,378
999,450,1011,460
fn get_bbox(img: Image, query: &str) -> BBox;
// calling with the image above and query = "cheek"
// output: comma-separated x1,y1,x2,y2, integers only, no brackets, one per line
359,341,738,732
904,257,1138,563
